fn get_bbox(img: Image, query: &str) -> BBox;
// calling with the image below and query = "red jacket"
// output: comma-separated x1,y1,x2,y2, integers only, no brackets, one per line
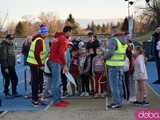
49,32,68,65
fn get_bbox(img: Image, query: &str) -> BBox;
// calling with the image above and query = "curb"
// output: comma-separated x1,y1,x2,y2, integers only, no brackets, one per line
146,83,160,97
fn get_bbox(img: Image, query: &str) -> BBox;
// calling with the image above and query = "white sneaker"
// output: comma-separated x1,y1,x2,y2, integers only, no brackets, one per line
100,93,105,98
84,92,89,97
129,97,136,102
94,94,98,98
80,92,85,97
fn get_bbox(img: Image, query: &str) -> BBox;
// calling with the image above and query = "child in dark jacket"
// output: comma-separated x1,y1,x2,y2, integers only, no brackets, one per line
79,48,91,97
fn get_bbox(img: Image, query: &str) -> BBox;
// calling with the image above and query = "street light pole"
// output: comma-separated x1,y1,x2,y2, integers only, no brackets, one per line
125,0,134,17
128,1,130,18
124,0,134,38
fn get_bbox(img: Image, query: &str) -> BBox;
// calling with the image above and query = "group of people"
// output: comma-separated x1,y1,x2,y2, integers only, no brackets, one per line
0,24,160,109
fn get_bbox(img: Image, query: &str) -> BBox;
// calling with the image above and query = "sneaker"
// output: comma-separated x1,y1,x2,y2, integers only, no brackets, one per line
142,101,150,106
90,90,94,96
107,104,122,109
84,92,89,97
39,100,48,106
32,101,39,107
133,101,142,105
129,97,136,102
61,100,70,105
5,93,12,99
94,94,99,98
39,97,48,102
5,93,13,99
63,91,69,96
80,92,85,97
25,95,32,99
51,101,68,108
12,93,22,98
38,93,43,98
100,93,106,98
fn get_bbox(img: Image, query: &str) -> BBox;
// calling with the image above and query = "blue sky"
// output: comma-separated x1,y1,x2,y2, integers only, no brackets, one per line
0,0,145,22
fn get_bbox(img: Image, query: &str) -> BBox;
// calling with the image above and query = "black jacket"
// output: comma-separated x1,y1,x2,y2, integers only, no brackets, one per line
152,32,160,59
22,41,31,64
0,40,16,67
86,40,100,55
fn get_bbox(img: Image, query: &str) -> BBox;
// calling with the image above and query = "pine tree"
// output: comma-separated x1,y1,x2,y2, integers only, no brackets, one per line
121,17,128,32
90,21,97,33
101,24,106,33
15,21,24,36
96,24,101,33
65,14,80,34
67,14,75,24
87,24,91,30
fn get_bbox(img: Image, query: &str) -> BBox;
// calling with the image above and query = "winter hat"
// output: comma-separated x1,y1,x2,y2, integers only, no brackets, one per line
38,24,48,35
68,42,74,46
63,26,72,33
5,34,14,40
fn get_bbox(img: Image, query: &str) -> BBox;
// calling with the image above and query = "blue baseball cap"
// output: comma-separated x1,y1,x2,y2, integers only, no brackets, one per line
38,24,48,35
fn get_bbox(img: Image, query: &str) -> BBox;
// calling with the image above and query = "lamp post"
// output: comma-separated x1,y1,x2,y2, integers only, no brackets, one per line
145,0,150,4
124,0,134,38
124,0,134,18
145,0,151,8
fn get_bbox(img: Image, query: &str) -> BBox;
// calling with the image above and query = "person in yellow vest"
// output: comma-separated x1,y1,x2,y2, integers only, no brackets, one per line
105,26,128,109
27,24,48,107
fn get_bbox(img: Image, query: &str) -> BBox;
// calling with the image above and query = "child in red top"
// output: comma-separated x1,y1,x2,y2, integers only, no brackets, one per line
70,47,80,95
70,48,79,79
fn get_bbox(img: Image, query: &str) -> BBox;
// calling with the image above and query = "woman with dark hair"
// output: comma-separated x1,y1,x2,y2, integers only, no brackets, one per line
49,26,72,107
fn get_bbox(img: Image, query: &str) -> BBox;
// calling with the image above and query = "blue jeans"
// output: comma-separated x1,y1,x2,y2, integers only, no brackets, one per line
49,61,61,103
108,67,124,105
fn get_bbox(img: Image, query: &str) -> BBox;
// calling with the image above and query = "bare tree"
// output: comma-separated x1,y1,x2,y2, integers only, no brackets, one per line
0,11,8,32
38,12,64,34
6,22,16,34
143,0,160,25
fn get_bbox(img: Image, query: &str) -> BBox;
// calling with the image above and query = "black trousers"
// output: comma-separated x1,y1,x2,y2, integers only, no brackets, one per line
30,66,44,101
61,72,67,93
155,58,160,80
81,74,90,93
123,72,130,100
1,65,18,95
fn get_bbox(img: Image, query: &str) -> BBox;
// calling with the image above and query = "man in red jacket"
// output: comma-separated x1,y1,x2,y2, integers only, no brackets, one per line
49,26,72,107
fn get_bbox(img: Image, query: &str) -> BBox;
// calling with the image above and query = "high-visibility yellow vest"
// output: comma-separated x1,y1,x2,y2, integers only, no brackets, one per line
106,38,128,67
27,37,47,65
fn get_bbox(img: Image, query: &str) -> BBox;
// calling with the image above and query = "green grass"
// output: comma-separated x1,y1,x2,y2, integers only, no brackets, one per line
134,31,154,42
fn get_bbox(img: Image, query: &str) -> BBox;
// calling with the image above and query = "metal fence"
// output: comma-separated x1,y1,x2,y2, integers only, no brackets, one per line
0,35,108,50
